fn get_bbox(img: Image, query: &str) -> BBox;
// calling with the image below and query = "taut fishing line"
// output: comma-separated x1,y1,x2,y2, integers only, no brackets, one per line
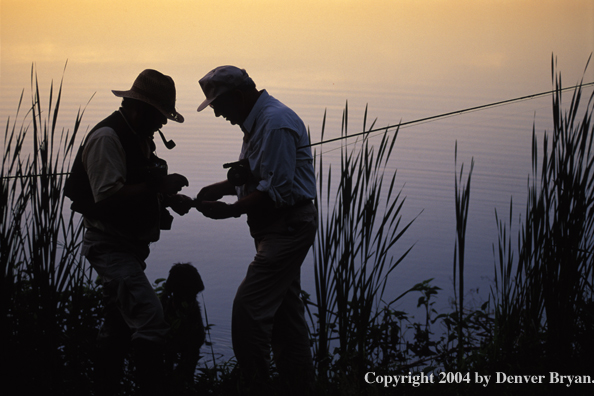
300,81,594,156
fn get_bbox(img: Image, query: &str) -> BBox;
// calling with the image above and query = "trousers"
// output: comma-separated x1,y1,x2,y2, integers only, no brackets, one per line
83,229,169,395
232,202,317,395
82,229,169,344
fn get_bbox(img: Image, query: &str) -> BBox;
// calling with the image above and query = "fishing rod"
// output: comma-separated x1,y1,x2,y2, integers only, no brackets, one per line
1,172,71,180
3,82,593,180
300,81,594,149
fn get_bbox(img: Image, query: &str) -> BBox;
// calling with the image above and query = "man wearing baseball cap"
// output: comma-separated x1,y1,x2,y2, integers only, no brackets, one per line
196,66,317,395
65,69,192,396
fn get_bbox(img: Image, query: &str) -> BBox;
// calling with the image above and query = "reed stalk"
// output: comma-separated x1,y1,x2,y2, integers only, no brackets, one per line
307,103,417,390
491,55,594,371
2,64,93,394
453,142,474,367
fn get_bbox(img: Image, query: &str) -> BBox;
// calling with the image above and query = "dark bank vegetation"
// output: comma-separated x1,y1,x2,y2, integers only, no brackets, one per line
2,60,594,395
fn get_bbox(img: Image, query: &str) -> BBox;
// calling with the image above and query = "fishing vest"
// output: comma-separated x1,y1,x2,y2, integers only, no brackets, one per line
64,111,168,237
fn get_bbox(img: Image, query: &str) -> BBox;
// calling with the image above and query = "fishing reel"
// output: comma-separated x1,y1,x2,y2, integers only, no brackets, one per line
223,159,251,186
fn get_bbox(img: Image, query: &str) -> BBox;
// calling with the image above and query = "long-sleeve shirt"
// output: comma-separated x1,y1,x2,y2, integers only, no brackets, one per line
237,90,316,208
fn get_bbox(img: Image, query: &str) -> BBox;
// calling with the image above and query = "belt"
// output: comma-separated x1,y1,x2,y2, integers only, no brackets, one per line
247,199,314,230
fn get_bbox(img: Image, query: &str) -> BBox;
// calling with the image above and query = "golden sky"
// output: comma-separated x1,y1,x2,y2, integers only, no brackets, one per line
1,0,593,91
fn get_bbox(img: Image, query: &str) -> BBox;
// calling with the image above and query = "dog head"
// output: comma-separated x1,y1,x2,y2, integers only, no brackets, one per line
164,263,205,300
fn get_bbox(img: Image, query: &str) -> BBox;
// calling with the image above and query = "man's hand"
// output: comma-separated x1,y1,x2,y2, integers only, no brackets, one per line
196,181,234,201
167,194,194,215
198,201,241,219
196,186,224,203
195,180,237,209
158,173,189,195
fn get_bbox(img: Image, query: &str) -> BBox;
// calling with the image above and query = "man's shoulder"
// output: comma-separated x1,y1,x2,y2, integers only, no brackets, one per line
259,95,304,132
261,94,292,114
88,126,118,141
85,111,127,144
83,126,123,157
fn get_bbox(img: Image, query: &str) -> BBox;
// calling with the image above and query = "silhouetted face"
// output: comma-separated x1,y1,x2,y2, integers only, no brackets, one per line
135,104,168,136
210,90,243,126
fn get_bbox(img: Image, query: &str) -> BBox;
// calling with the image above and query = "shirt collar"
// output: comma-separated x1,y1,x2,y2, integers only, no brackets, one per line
241,89,269,138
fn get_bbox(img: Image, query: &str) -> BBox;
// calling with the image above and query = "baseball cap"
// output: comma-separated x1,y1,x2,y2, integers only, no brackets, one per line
197,66,254,112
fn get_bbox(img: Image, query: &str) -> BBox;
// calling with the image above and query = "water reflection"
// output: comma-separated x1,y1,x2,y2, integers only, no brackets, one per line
1,0,593,359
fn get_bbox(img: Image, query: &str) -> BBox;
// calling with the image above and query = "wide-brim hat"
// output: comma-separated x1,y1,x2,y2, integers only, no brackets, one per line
112,69,184,123
197,66,254,112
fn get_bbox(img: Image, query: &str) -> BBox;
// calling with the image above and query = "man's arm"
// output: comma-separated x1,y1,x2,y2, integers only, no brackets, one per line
198,189,270,219
196,179,237,202
84,128,189,211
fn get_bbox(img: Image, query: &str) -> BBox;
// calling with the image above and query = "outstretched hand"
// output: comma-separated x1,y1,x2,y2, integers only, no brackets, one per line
159,173,189,195
196,184,224,203
167,194,194,215
198,201,240,219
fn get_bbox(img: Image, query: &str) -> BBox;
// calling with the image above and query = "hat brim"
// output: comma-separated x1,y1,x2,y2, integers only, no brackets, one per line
112,89,184,123
197,97,215,112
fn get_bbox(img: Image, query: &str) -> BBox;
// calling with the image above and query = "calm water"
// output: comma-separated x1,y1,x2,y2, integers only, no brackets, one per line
2,0,593,360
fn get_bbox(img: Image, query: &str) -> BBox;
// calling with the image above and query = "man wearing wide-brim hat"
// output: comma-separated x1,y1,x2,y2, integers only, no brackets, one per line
65,69,192,396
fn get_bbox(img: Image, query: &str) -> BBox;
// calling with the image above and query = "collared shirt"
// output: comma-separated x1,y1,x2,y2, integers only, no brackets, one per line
237,90,316,207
